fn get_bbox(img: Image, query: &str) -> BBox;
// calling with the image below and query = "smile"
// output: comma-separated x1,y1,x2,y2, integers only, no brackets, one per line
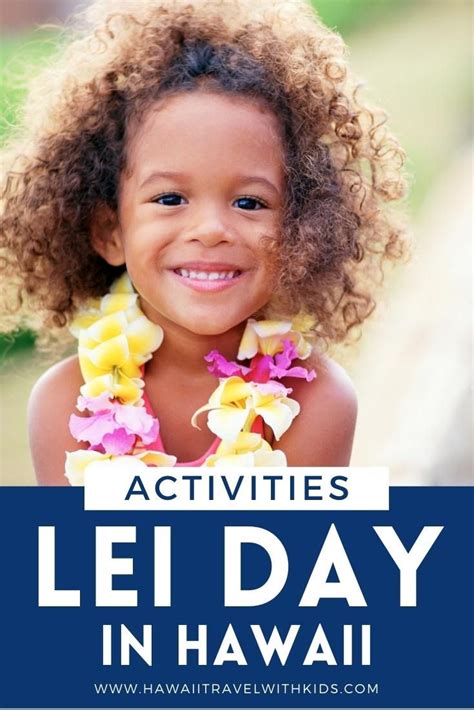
174,268,241,281
169,264,246,293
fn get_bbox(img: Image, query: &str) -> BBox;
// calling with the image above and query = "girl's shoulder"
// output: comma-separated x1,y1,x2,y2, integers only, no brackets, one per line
306,351,357,408
278,352,358,466
28,355,85,485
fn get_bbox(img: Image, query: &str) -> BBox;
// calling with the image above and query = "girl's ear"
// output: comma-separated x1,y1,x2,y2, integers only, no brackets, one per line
90,203,125,266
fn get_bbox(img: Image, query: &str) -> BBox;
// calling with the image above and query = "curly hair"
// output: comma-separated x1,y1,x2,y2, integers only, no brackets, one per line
0,0,409,346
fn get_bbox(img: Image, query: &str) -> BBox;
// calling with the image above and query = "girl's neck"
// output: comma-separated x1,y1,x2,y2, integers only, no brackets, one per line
144,311,246,379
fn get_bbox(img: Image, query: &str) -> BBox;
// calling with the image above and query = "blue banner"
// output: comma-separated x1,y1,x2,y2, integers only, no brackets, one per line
0,487,473,708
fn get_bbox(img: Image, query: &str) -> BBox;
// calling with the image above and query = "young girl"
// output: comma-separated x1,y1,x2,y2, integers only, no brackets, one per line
0,0,408,485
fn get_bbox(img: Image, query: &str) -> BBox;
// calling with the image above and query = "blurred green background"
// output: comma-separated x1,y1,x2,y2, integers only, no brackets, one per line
1,0,472,484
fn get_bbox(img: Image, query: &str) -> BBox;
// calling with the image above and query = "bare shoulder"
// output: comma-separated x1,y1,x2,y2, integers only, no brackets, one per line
277,352,357,466
28,355,85,485
306,352,357,415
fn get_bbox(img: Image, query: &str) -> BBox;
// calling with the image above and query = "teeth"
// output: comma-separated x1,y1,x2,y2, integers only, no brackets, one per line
176,269,238,280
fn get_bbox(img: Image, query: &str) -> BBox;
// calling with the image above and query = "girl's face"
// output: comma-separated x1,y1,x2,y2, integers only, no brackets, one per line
100,91,285,335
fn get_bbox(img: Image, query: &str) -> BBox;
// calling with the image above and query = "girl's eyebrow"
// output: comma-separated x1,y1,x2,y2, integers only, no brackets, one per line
139,170,281,196
139,170,187,189
236,175,282,197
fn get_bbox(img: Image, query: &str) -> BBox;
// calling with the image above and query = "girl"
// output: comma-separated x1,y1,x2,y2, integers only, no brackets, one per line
0,0,408,484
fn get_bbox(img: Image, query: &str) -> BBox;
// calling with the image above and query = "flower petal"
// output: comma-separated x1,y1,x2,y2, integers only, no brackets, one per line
215,377,253,405
69,410,115,445
205,350,249,378
237,318,293,358
87,311,128,342
65,449,108,486
237,320,260,359
204,441,287,467
101,293,138,314
85,455,148,476
101,428,136,455
69,309,101,338
77,355,108,383
126,315,164,355
207,407,250,442
292,333,313,360
245,354,273,383
86,334,130,369
255,397,300,440
80,374,115,399
113,375,144,404
118,358,142,379
135,451,177,467
110,272,135,294
76,392,113,413
80,374,143,404
237,318,314,360
252,320,292,338
114,404,159,442
270,364,316,381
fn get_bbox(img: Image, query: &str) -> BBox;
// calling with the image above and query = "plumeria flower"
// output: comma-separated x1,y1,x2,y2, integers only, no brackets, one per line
69,393,159,455
69,272,140,336
77,311,162,385
192,376,300,442
65,448,176,486
79,371,146,405
204,432,287,467
238,317,315,360
70,273,163,404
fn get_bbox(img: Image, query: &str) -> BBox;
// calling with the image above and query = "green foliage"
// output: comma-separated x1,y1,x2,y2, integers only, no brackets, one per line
312,0,408,35
0,32,58,356
0,330,36,360
0,29,59,141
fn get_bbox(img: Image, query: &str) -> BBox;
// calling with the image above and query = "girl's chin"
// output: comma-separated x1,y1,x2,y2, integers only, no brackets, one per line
139,308,242,336
138,296,260,336
178,317,245,337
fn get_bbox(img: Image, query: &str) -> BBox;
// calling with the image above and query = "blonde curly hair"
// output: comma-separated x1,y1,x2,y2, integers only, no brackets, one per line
0,0,409,345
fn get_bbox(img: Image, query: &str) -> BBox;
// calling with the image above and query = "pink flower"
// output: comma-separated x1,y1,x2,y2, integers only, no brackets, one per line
69,395,159,455
76,392,114,413
101,428,136,456
205,350,250,378
269,340,316,382
205,339,316,386
244,354,273,383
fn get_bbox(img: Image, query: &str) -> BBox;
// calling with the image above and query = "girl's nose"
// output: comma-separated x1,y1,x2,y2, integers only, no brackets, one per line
183,205,235,247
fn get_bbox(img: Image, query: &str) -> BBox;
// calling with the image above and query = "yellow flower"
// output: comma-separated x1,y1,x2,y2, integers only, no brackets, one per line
204,432,287,467
237,316,314,360
192,376,300,442
70,273,163,404
65,449,176,486
110,271,136,295
79,372,145,404
69,273,139,337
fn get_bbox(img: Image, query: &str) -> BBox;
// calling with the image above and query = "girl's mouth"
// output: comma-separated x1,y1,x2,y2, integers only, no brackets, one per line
170,265,245,292
174,268,242,281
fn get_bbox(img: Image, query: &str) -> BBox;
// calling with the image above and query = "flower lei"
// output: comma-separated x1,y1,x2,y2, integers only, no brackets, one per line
65,273,316,485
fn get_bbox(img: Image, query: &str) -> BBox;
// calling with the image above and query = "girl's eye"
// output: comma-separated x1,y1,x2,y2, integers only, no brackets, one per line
153,193,186,206
234,196,267,210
